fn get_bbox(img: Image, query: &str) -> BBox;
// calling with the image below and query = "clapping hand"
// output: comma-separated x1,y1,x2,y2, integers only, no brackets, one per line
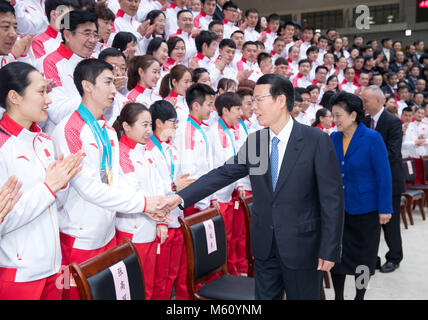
44,151,84,193
0,176,23,223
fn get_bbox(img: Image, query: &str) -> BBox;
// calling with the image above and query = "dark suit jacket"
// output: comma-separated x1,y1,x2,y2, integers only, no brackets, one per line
177,120,345,270
213,5,224,21
381,85,396,99
362,110,406,196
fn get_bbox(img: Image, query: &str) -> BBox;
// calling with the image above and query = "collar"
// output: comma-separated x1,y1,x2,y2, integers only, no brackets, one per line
57,43,74,60
0,113,41,137
153,132,168,143
188,114,204,126
196,52,206,61
222,19,233,25
45,25,58,39
120,134,137,149
371,107,384,123
168,2,177,9
219,117,232,129
169,90,179,98
270,50,277,56
200,11,207,17
265,29,271,34
269,117,294,144
134,83,146,94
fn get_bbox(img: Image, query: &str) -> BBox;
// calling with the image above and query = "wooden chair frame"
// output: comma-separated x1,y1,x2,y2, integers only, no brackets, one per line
69,238,145,300
402,158,426,224
238,194,254,278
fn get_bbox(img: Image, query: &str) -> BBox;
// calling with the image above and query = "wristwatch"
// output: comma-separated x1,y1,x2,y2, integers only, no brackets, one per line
171,182,177,192
176,194,185,210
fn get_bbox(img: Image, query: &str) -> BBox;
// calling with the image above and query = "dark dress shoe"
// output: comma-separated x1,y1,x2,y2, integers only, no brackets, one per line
380,261,399,273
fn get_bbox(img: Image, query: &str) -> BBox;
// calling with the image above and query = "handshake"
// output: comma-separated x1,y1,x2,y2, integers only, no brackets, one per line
143,194,184,223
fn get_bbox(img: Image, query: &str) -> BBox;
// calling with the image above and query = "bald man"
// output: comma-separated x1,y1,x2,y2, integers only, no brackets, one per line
361,86,405,273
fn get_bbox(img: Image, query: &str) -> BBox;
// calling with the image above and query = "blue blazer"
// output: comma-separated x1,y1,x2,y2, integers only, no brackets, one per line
330,123,393,215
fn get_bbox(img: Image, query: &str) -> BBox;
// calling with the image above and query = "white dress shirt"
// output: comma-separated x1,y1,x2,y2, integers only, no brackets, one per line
371,107,384,129
269,117,294,181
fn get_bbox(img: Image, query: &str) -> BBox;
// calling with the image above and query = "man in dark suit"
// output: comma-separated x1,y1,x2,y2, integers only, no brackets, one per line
167,74,345,300
213,0,226,21
361,86,406,273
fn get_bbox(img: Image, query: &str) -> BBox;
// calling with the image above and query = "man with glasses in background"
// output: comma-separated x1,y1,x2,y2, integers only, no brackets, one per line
42,9,98,134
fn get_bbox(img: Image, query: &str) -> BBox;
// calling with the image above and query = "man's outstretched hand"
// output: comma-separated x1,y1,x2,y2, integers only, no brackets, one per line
144,195,173,223
165,194,184,211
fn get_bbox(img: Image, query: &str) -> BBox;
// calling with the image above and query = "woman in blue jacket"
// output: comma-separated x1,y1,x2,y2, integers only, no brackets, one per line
329,91,393,300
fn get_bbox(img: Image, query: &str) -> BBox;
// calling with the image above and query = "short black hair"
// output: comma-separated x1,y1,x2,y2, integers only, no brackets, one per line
208,19,223,30
256,74,294,112
73,58,113,96
60,9,97,44
298,59,311,67
192,68,209,83
98,47,126,62
111,31,137,53
215,92,242,116
275,57,288,66
150,100,177,131
315,65,329,74
0,0,15,16
177,9,192,20
267,13,280,22
45,0,80,23
257,52,271,66
222,1,238,11
330,91,365,124
195,30,218,53
245,8,258,17
186,83,216,111
219,38,236,50
242,41,257,51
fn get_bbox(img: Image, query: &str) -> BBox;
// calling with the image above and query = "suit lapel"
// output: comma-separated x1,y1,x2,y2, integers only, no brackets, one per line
274,121,304,196
344,123,365,160
263,128,274,194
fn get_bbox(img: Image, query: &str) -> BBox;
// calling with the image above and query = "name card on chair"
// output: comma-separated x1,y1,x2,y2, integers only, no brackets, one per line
407,161,414,175
203,219,217,254
109,261,131,300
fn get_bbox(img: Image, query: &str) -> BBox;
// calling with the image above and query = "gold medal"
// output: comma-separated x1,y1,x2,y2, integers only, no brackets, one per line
106,167,113,186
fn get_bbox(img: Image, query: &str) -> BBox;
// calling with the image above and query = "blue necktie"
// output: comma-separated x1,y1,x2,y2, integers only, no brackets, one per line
271,137,280,191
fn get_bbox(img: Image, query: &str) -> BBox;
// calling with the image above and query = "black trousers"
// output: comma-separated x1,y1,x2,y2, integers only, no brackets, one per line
254,236,322,300
381,195,403,264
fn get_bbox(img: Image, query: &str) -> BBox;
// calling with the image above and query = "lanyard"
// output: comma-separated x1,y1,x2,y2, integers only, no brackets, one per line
187,117,209,155
77,104,112,170
218,118,236,156
238,118,248,136
150,135,175,180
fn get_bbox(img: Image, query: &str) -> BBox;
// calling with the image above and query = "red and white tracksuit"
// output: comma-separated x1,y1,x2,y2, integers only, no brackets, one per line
42,43,84,135
30,25,62,72
127,83,162,108
189,52,221,90
208,117,242,275
51,110,152,299
222,19,238,39
292,73,312,88
116,134,161,300
244,26,260,42
0,114,64,300
176,115,214,215
145,135,189,300
193,11,212,30
13,0,48,36
165,91,189,126
169,29,197,65
339,80,360,94
164,2,187,37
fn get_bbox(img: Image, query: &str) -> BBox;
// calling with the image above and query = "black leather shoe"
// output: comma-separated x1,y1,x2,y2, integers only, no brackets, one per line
380,261,399,273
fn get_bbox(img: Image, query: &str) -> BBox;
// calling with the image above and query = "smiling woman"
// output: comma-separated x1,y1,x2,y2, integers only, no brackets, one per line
0,62,83,300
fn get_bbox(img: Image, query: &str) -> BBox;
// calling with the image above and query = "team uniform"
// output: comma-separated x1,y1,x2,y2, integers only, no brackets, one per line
145,135,188,300
51,104,154,299
116,134,161,300
0,114,64,300
127,83,162,108
30,25,62,72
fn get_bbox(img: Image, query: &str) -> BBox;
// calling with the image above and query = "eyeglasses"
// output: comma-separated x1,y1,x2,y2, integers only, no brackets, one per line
251,94,272,103
75,30,99,39
166,119,179,126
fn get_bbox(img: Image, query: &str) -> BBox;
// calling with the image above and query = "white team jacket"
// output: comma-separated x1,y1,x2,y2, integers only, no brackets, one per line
42,43,83,135
51,110,152,251
145,135,183,228
30,25,62,72
127,83,162,108
116,134,160,243
0,114,63,282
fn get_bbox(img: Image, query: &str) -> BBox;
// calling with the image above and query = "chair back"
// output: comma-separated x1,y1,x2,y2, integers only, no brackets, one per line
69,239,145,300
179,207,227,292
402,158,416,184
